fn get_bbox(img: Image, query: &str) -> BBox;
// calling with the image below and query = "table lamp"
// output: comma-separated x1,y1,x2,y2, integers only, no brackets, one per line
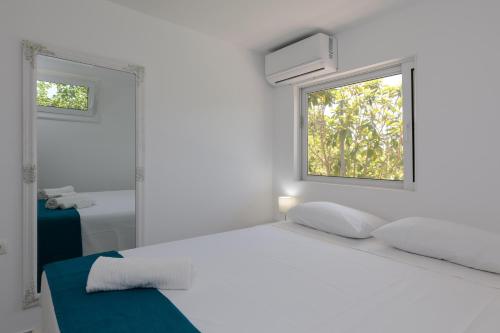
278,196,297,220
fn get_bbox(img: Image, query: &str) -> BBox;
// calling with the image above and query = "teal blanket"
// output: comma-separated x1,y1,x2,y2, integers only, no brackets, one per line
44,251,200,333
38,199,82,292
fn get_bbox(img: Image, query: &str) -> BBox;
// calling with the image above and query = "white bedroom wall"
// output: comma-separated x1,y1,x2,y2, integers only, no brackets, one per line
273,0,500,231
0,0,273,331
37,58,136,192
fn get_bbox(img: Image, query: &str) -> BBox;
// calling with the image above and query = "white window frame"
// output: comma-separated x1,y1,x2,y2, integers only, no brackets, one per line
300,60,415,190
36,73,97,122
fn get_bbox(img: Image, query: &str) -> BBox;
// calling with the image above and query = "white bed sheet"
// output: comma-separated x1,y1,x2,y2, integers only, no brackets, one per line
79,190,135,255
42,222,500,333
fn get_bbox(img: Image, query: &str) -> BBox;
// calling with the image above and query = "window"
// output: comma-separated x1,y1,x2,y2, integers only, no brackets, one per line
36,74,96,121
37,81,89,111
301,61,414,189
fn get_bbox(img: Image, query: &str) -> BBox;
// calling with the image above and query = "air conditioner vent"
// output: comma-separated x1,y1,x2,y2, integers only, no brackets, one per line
274,67,326,84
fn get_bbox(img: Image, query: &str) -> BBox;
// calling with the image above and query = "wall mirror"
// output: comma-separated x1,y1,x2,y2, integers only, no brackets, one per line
21,41,145,308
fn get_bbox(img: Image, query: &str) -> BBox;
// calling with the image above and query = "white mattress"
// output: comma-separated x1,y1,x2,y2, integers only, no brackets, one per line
42,222,500,333
79,190,135,255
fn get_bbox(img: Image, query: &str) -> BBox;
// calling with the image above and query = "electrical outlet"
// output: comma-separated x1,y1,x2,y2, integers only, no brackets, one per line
0,240,7,255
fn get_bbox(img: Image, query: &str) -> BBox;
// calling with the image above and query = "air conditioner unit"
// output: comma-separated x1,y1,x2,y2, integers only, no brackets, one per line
265,33,337,86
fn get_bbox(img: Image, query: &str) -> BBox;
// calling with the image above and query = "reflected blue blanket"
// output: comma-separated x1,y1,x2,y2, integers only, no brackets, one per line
44,251,200,333
38,199,82,291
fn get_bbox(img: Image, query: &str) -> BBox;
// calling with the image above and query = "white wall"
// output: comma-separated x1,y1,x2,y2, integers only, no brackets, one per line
0,0,273,331
273,0,500,231
37,56,136,192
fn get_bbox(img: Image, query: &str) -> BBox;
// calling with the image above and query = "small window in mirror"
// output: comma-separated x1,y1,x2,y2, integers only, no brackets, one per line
36,74,97,121
37,80,89,111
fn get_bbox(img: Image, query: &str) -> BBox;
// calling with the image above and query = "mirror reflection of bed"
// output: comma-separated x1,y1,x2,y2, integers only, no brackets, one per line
36,55,136,291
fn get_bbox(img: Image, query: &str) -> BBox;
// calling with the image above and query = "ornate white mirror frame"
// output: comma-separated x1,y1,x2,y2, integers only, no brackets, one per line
21,40,145,308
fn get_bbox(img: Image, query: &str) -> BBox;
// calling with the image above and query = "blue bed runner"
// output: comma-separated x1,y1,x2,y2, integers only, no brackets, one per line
44,251,200,333
38,199,82,292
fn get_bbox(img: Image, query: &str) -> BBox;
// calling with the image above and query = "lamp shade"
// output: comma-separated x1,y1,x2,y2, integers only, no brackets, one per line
278,196,297,214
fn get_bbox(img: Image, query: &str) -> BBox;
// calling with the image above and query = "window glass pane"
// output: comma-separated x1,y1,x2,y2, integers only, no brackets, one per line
307,74,403,181
36,80,89,111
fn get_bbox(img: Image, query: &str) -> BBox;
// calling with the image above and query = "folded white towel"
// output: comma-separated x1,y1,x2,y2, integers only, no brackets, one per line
86,256,192,293
38,186,75,199
45,194,94,210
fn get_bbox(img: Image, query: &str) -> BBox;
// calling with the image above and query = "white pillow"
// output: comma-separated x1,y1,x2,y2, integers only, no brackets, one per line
372,217,500,274
288,201,387,238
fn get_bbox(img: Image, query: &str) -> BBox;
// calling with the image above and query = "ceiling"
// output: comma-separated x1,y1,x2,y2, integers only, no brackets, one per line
107,0,417,52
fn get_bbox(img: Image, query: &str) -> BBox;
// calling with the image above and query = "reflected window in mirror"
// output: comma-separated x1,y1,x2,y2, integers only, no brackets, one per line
37,73,97,122
37,80,89,111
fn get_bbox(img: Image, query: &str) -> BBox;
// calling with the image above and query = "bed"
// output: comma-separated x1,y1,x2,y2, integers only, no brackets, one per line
79,190,136,255
37,189,135,257
41,221,500,333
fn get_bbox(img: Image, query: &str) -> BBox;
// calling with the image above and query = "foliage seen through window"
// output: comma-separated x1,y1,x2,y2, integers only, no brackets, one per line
36,80,89,111
306,74,404,181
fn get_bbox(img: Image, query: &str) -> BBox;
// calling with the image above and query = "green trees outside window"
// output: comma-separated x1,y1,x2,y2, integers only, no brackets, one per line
36,80,89,111
306,74,404,181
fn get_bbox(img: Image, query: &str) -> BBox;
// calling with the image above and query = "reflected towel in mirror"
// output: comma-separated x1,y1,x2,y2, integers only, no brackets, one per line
46,194,95,210
38,185,75,199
